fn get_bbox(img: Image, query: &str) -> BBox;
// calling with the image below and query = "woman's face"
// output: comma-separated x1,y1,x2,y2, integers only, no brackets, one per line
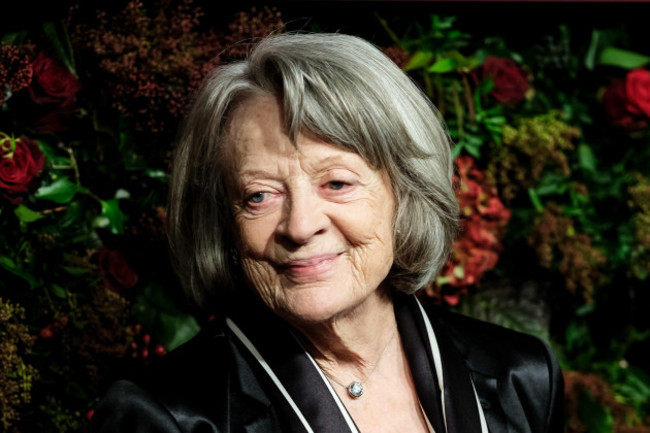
225,96,396,325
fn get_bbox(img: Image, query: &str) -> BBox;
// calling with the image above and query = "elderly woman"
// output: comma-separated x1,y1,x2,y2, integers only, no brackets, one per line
91,33,563,433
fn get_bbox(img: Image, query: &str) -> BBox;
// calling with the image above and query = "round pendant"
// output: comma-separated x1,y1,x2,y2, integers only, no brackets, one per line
347,381,364,398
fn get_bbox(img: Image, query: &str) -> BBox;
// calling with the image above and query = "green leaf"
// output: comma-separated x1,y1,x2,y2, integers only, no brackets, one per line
160,312,202,350
404,50,434,71
528,188,544,212
36,140,70,166
428,58,456,73
578,143,598,172
145,169,167,180
49,284,68,299
464,141,481,158
483,116,506,126
576,303,595,316
599,46,650,69
585,30,601,71
36,178,79,203
100,199,125,235
432,15,455,30
578,390,614,433
535,173,568,196
2,31,28,45
445,50,479,70
62,266,90,276
42,21,76,74
0,256,37,288
134,284,200,351
60,201,83,228
14,205,44,223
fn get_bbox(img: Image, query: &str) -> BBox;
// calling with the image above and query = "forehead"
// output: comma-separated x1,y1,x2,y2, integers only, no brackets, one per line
225,96,291,162
227,95,284,144
224,96,367,176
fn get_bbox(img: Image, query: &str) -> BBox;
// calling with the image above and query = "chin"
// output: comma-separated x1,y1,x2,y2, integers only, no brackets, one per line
275,299,342,326
274,288,371,327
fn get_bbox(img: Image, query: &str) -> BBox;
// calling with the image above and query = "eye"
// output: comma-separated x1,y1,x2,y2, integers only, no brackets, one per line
247,192,266,204
327,181,347,190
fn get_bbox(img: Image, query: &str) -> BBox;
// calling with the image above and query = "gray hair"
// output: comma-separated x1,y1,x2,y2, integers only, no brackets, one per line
168,32,459,310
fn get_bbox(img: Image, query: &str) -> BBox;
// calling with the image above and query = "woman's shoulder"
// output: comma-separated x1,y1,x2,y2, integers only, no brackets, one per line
425,303,557,374
423,303,564,432
90,321,231,432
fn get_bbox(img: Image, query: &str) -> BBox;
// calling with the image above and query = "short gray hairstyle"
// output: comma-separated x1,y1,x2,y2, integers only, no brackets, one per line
168,32,459,310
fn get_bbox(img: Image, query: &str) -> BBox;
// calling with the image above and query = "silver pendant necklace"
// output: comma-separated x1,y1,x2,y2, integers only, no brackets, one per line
321,326,398,398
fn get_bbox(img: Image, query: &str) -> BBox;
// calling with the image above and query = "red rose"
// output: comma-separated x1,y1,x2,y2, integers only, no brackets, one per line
0,135,45,204
624,69,650,118
482,56,529,103
602,78,648,131
35,105,76,133
98,247,139,291
28,52,81,107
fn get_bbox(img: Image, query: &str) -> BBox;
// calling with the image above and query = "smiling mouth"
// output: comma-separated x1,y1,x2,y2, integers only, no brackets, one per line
279,254,341,279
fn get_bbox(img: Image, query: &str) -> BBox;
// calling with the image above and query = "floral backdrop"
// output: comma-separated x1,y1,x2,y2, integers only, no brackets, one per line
1,2,649,432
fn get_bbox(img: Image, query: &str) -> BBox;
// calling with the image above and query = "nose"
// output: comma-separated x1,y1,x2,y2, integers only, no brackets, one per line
277,188,329,245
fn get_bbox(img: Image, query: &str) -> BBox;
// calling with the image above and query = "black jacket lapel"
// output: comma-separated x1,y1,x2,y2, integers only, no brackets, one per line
394,294,447,433
227,296,358,433
398,294,484,433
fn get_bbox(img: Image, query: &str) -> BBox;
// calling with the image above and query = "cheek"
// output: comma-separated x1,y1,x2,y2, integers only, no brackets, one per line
341,201,395,279
240,257,282,309
342,195,395,246
235,215,278,257
240,257,275,287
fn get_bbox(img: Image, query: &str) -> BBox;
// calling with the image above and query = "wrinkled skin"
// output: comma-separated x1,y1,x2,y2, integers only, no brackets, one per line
225,96,396,328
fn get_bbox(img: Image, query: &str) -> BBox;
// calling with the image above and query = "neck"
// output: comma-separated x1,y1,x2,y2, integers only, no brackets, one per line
292,286,397,378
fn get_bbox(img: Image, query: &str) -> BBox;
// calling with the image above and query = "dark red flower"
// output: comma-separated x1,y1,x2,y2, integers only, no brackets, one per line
624,69,650,118
482,56,529,103
0,135,45,204
98,247,139,291
28,52,81,107
35,105,76,133
602,78,648,131
433,156,510,300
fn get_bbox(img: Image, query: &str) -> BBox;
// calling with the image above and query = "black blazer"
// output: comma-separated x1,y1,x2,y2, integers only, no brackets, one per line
91,294,564,432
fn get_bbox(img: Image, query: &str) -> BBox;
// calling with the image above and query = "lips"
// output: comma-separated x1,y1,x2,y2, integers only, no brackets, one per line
278,253,341,279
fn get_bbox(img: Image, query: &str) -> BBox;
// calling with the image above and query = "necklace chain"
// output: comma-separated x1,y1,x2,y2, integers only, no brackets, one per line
320,326,398,398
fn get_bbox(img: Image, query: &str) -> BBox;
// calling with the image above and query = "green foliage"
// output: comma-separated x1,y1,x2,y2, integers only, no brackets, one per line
41,21,76,75
133,284,201,351
599,46,650,69
383,8,650,430
579,390,615,433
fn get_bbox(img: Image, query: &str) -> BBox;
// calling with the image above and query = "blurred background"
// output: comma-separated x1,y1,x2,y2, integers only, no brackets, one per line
1,1,649,432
